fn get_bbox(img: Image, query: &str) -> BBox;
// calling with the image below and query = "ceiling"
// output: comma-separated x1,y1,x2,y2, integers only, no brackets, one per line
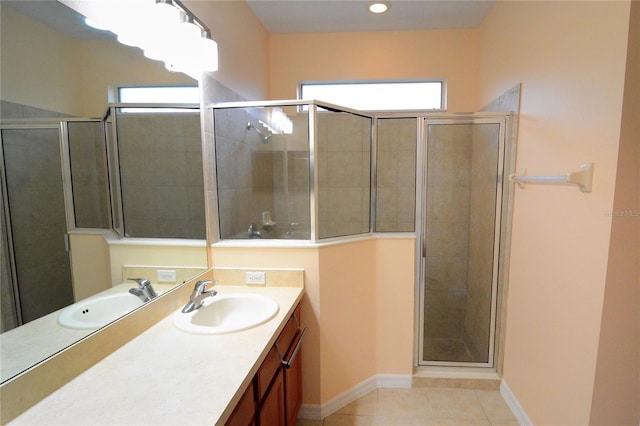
246,0,496,34
2,0,496,40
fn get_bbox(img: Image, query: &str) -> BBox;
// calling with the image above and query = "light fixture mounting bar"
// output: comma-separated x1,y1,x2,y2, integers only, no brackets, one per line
171,0,212,37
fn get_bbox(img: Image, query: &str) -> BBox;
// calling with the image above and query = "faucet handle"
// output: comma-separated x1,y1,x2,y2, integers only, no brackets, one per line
128,277,151,288
194,280,216,293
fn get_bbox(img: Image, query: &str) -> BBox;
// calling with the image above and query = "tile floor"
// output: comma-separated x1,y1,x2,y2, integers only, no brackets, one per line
296,386,519,425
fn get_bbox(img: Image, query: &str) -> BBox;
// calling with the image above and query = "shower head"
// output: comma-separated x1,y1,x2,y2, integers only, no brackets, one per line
246,122,271,143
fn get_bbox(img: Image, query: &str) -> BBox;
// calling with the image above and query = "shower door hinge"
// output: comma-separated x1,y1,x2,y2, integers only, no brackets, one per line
64,233,70,252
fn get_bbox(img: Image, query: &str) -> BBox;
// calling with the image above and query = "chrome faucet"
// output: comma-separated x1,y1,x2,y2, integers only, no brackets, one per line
128,277,158,302
284,222,299,239
181,280,217,313
248,223,262,239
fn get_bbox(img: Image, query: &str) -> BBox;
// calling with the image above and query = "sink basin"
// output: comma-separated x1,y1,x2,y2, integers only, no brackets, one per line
173,293,279,335
58,293,145,330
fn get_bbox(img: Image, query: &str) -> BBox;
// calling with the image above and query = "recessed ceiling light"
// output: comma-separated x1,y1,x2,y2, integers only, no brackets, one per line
368,1,390,14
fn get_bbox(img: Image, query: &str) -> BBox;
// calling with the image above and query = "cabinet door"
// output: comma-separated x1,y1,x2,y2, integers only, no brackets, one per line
259,369,285,426
225,381,256,426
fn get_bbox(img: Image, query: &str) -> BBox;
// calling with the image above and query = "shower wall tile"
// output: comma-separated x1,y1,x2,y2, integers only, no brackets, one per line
375,118,417,233
424,124,474,343
376,187,398,223
327,151,364,187
317,112,371,239
2,124,74,324
0,100,70,119
464,123,501,362
397,187,416,226
117,113,205,239
327,114,365,152
377,119,399,151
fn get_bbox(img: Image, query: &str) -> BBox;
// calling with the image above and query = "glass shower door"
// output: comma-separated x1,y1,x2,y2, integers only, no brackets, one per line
419,119,504,366
1,127,73,326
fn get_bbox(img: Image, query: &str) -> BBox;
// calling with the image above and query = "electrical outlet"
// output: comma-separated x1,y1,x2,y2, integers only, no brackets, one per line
157,269,177,282
246,271,266,285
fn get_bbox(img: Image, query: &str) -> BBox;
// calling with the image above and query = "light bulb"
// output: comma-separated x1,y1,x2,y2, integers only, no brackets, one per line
199,37,219,72
368,2,390,14
151,1,181,25
176,19,202,42
85,17,109,31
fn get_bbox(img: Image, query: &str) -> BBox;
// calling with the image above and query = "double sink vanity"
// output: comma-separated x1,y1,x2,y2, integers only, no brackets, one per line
5,271,305,425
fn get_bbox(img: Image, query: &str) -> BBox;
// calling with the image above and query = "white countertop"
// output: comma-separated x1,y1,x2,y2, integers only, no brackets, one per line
0,283,176,384
9,285,304,426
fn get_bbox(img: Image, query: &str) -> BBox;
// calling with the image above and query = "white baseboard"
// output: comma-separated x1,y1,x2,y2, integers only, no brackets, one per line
500,379,533,426
377,374,413,388
298,374,412,420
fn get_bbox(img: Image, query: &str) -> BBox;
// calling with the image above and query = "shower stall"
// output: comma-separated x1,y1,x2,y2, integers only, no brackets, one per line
211,101,371,241
419,118,506,366
210,100,512,367
0,104,205,331
104,106,205,240
376,115,509,367
0,118,109,330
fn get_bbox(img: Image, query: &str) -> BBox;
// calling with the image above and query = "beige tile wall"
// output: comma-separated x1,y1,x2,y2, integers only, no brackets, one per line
317,111,372,238
1,127,74,323
376,118,417,232
214,107,371,241
67,121,110,229
424,123,472,340
214,107,310,239
464,123,501,362
117,112,205,239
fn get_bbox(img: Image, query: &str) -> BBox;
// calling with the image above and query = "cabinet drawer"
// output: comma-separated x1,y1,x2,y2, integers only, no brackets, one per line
276,305,300,356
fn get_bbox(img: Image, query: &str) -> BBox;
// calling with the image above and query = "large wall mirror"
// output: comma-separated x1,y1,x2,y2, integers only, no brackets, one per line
0,0,207,384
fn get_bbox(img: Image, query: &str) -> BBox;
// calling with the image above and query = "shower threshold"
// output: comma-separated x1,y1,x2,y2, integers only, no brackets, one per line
414,365,500,381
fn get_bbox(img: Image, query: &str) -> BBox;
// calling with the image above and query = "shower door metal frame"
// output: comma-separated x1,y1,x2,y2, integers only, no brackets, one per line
103,103,201,239
208,99,375,244
415,114,508,368
0,122,75,326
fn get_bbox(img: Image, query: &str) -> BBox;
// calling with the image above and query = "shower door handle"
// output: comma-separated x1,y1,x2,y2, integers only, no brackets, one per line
63,233,70,252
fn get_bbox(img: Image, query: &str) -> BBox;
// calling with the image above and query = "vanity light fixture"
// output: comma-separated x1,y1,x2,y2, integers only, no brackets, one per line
84,0,218,77
368,1,391,14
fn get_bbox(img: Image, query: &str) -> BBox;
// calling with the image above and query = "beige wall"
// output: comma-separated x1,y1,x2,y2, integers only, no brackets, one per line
590,1,640,423
478,1,632,424
211,237,415,406
318,240,377,400
184,0,270,101
2,3,195,118
210,246,322,403
269,30,479,112
108,243,207,287
375,238,415,375
69,233,208,290
78,40,194,118
68,234,111,301
0,5,84,116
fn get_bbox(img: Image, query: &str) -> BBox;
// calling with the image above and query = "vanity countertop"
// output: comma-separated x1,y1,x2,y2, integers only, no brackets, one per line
9,285,304,426
0,283,176,384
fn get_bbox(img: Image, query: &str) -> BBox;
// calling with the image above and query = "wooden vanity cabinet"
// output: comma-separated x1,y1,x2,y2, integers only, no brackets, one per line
225,381,256,426
225,304,304,426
